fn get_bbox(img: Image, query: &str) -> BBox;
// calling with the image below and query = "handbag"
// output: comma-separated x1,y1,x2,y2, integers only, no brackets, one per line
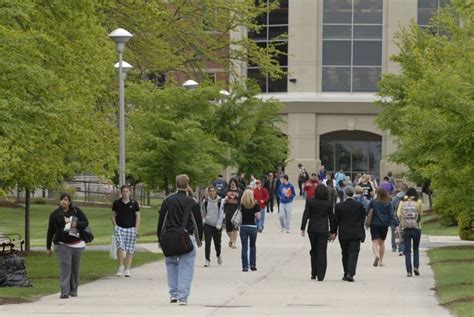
365,208,374,229
73,207,94,243
159,199,197,257
231,207,242,227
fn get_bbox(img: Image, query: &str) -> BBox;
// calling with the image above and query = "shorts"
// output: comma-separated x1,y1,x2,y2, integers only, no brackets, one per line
114,226,136,253
225,209,238,233
370,225,388,241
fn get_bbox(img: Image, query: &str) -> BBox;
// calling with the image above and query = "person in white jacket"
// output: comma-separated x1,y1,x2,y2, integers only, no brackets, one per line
201,186,224,267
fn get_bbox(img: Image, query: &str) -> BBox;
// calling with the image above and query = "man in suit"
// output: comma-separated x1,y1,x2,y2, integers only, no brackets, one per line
332,186,366,282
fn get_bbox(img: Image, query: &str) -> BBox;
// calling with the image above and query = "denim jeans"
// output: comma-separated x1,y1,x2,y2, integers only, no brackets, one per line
165,236,197,301
240,225,258,269
257,208,266,230
403,229,421,273
279,202,293,230
390,224,405,253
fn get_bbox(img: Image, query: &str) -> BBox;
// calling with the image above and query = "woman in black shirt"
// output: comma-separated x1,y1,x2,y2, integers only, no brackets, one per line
223,178,242,249
239,189,260,272
46,193,89,298
300,185,336,281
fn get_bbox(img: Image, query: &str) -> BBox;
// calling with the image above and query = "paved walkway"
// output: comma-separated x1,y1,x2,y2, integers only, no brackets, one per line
1,198,454,316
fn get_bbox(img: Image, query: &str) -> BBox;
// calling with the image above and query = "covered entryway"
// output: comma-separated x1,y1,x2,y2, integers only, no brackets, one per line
320,130,382,181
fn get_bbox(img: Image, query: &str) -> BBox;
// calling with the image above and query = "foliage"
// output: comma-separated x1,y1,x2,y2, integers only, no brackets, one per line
376,1,474,239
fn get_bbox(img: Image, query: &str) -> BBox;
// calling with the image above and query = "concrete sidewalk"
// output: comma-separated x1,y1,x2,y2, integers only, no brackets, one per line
1,198,452,316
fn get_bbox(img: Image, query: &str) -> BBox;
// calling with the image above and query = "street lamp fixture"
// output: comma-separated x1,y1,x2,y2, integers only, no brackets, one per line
182,79,198,90
114,61,133,79
109,28,133,187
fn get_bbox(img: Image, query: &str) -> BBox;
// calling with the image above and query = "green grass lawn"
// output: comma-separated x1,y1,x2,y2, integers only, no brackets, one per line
428,246,474,317
0,202,162,247
0,251,163,302
421,212,458,236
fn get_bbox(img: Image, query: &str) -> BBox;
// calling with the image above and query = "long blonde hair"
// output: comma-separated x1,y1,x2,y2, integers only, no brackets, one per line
241,189,256,209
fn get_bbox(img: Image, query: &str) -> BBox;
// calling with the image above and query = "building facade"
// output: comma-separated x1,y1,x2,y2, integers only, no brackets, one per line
232,0,447,182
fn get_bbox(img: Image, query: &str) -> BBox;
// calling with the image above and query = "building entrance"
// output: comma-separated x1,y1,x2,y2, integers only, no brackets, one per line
320,130,382,182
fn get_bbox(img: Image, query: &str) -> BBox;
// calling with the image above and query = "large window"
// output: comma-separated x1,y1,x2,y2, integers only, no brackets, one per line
418,0,450,28
320,130,382,181
322,0,383,92
248,0,288,93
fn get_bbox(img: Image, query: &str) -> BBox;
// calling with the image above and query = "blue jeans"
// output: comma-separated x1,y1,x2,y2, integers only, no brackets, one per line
390,224,405,253
240,226,258,269
403,229,421,273
165,236,197,301
257,208,266,230
279,202,293,230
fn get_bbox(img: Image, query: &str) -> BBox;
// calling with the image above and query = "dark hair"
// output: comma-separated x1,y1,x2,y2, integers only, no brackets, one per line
207,186,217,191
375,187,390,203
59,193,72,205
297,164,302,168
283,174,289,181
405,187,418,201
315,184,329,200
228,177,239,188
326,181,334,188
383,176,389,181
311,173,317,177
218,174,223,178
387,171,393,177
120,185,130,193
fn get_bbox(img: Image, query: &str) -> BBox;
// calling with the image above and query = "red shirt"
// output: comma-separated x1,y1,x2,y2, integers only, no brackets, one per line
253,187,269,209
304,180,319,199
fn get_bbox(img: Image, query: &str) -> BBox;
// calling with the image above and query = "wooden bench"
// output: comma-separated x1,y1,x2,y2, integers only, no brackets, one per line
0,233,25,254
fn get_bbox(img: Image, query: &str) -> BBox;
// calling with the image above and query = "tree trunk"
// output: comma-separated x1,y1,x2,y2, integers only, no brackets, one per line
164,178,170,196
25,188,31,252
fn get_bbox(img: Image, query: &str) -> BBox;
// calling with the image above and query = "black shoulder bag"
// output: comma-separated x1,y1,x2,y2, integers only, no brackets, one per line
73,207,94,243
159,200,197,257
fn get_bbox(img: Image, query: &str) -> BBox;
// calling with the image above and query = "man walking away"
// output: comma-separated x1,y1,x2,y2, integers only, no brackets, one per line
112,185,141,277
157,174,203,305
264,173,276,213
277,175,296,233
297,164,308,196
391,183,408,255
212,175,228,198
332,186,366,282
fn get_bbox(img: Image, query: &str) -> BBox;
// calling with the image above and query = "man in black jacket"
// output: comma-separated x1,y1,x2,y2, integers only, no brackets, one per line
157,174,203,305
332,186,366,282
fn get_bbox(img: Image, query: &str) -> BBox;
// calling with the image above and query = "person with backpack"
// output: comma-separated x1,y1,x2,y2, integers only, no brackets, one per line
201,186,224,267
157,174,203,305
46,193,89,299
391,183,408,255
397,187,424,277
212,175,228,198
334,168,346,202
367,187,398,267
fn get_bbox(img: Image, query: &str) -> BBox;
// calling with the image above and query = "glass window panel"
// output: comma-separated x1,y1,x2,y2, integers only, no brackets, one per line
354,25,382,39
368,141,382,180
354,0,383,24
268,68,287,92
248,26,268,40
440,0,450,7
247,68,267,92
417,9,435,26
323,25,352,40
322,67,351,92
269,7,288,25
335,142,351,171
271,42,288,66
351,142,369,172
278,0,289,9
352,67,381,92
320,141,335,172
418,0,439,9
323,41,351,65
323,0,352,23
268,26,288,40
353,41,382,65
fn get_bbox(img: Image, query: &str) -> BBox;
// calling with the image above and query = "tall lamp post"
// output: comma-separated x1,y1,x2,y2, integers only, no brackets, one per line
108,28,133,186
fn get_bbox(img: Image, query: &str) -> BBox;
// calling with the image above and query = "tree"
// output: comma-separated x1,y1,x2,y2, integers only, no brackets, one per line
0,0,117,249
376,0,474,240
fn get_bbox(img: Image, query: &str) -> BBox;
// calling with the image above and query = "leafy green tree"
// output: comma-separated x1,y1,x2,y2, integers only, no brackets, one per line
376,0,473,239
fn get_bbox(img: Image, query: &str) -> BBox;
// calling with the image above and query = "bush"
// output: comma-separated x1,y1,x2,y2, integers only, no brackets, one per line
458,214,474,241
31,198,48,205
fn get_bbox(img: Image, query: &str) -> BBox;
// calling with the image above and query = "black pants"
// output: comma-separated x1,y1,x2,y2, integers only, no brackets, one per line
339,239,361,277
308,232,328,280
204,224,222,261
266,194,274,213
276,195,280,212
298,180,304,195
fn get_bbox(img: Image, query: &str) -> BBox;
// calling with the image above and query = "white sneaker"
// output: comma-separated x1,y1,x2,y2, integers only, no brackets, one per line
124,269,131,277
204,260,210,267
217,256,223,265
116,265,125,277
